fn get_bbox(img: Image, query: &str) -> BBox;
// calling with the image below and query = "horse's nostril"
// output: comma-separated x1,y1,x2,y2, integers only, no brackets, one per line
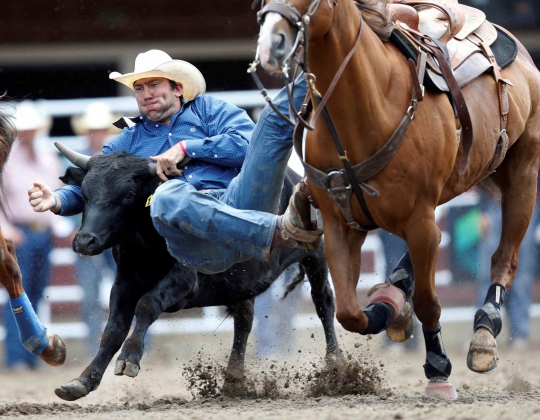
272,33,287,58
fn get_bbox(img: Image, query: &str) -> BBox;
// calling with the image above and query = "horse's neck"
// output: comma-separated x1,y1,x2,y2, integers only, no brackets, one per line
308,3,411,161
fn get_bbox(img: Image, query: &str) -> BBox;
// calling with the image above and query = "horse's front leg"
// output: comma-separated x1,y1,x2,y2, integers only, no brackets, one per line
0,232,66,366
323,215,369,332
406,211,457,400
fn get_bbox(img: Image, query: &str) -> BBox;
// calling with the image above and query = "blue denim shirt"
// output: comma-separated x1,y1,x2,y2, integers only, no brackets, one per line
56,95,254,216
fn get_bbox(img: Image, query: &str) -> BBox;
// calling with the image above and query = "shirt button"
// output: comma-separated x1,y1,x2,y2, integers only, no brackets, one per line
214,154,218,158
155,124,159,128
189,175,193,179
184,166,188,169
140,116,143,120
168,133,172,136
192,152,195,156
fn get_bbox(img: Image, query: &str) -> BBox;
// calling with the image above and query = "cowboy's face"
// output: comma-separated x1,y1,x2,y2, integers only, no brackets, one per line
133,77,183,124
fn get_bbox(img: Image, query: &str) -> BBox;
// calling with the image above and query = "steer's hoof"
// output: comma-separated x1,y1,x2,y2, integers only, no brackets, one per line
123,362,140,378
387,301,414,343
39,334,67,367
115,359,140,377
114,360,126,376
467,327,498,373
55,379,89,401
425,379,458,400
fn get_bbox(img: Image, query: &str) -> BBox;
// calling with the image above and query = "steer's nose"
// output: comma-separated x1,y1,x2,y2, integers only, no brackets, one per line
73,232,101,255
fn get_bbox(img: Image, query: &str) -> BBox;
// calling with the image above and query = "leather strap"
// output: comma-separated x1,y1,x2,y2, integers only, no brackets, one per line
425,37,473,174
478,40,511,134
308,15,364,126
258,0,302,25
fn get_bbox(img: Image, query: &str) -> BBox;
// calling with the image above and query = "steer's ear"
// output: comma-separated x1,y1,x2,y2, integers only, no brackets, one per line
60,167,87,186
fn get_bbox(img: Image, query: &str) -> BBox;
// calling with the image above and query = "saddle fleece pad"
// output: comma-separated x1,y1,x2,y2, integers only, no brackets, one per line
491,26,518,70
389,26,518,93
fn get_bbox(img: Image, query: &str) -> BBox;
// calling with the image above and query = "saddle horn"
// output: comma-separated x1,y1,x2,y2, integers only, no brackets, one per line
54,142,91,170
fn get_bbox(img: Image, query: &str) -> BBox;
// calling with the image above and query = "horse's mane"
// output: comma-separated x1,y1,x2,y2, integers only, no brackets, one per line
355,0,392,39
0,98,16,216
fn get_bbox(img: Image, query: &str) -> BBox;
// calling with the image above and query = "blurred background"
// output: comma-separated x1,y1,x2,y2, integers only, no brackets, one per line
0,0,539,371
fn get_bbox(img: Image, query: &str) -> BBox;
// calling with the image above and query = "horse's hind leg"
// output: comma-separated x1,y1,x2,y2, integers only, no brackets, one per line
468,137,540,373
0,231,66,366
385,251,415,343
406,212,457,399
301,250,341,358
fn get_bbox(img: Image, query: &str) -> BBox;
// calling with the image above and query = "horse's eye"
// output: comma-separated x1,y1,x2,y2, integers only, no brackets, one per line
125,191,136,200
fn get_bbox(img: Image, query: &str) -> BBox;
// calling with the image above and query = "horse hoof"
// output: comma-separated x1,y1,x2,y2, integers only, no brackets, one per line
39,334,67,367
114,360,126,376
387,301,414,343
367,283,405,322
425,380,458,400
467,327,498,373
55,380,89,401
123,362,140,378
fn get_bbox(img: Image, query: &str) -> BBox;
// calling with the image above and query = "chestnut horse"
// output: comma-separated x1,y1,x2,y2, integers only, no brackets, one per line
0,103,66,366
257,0,540,397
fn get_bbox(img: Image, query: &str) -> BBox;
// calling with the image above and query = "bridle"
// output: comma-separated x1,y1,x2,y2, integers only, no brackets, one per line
250,0,425,231
249,0,343,130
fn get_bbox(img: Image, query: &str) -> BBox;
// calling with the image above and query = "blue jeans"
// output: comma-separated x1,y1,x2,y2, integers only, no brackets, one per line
151,77,307,274
3,226,52,368
476,202,539,341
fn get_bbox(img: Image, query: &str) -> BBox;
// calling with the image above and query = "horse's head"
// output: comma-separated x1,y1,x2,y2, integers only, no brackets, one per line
257,0,336,72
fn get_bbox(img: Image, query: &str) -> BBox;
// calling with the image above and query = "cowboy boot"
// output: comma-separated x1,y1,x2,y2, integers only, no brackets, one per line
272,182,323,250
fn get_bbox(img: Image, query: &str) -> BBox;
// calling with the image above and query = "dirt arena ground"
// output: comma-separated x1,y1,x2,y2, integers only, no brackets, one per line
0,322,538,420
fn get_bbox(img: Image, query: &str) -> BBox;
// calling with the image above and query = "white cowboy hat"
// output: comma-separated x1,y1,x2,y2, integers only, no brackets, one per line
14,101,48,132
109,50,206,101
71,102,119,135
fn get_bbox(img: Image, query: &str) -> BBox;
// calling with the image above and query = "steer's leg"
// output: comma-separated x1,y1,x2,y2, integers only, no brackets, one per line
301,248,341,359
115,265,198,378
225,298,255,380
55,279,141,401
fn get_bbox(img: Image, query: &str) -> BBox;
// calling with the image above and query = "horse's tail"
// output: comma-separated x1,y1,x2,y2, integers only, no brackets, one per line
0,97,16,216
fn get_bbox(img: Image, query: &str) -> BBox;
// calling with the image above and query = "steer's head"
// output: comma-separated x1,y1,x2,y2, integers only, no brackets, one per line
56,143,160,256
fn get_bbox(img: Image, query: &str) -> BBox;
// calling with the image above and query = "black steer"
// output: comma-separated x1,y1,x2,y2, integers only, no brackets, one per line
54,151,340,401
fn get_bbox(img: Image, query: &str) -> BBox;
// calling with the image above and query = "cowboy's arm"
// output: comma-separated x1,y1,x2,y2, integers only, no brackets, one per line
181,96,253,167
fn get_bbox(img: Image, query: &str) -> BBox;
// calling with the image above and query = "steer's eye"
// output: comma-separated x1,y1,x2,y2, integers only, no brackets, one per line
125,191,136,201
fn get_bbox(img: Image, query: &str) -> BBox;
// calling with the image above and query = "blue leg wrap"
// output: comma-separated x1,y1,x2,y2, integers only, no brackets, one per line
10,292,49,356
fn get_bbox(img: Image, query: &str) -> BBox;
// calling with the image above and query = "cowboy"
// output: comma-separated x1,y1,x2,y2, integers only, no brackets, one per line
28,50,321,274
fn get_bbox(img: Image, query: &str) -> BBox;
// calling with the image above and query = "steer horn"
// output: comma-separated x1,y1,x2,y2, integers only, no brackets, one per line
54,142,91,170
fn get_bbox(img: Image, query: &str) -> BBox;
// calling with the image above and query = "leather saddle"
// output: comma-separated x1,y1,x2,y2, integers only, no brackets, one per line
387,0,514,176
389,0,497,91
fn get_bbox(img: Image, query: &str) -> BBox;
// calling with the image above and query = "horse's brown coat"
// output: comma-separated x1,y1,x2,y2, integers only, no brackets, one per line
261,0,540,337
